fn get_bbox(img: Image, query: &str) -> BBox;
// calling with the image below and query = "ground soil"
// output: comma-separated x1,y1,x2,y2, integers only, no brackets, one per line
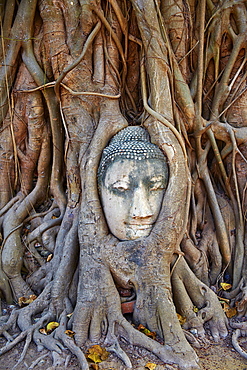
0,326,247,370
1,302,247,369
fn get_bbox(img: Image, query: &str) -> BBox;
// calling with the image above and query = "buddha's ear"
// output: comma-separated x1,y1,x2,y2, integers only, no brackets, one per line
143,118,190,252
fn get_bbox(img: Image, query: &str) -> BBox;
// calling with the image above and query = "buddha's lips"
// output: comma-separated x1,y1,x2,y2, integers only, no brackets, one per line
127,224,152,229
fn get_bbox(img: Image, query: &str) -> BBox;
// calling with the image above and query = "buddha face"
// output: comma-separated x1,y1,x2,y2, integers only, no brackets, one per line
99,158,167,241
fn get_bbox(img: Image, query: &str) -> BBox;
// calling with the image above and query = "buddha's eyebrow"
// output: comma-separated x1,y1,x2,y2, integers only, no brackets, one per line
111,180,130,186
149,175,165,181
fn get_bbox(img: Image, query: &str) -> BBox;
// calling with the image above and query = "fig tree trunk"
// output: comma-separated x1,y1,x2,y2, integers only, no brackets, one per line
0,1,247,369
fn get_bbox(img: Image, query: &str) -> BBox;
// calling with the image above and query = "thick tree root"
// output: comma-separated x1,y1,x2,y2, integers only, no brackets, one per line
55,310,89,370
118,317,199,370
171,257,228,341
72,256,199,370
0,313,50,356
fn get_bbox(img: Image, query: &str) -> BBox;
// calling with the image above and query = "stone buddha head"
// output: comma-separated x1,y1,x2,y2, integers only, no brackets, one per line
98,126,169,241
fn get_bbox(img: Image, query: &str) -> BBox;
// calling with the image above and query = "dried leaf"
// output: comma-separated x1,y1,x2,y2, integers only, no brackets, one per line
67,312,73,318
39,328,47,335
90,364,99,370
65,330,75,337
220,300,237,318
46,321,60,333
193,306,198,313
137,324,156,339
220,283,232,291
145,363,157,370
87,345,109,363
47,254,53,262
29,294,37,301
138,324,145,330
87,353,102,364
225,307,237,318
177,313,186,325
18,295,37,307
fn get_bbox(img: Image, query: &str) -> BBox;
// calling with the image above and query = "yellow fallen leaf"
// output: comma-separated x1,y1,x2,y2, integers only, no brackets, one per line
18,295,37,307
193,306,198,313
46,321,60,333
137,324,156,339
87,345,109,363
90,364,99,370
225,307,237,318
65,330,75,337
145,363,157,370
220,283,232,291
177,313,186,325
87,353,102,364
220,300,237,318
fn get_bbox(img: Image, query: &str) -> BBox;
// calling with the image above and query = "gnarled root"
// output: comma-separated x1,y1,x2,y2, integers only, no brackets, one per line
232,328,247,360
72,255,199,370
233,285,247,317
171,256,228,341
230,321,247,360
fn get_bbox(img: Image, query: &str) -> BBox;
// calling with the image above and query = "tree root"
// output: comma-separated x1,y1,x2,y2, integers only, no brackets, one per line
234,285,247,317
0,312,50,356
27,217,62,245
57,333,89,370
0,266,13,304
72,256,199,370
2,330,13,342
33,329,65,354
107,338,132,368
0,309,19,335
55,310,89,370
232,328,247,360
183,330,202,349
118,318,199,370
171,256,228,341
13,331,32,369
28,353,48,369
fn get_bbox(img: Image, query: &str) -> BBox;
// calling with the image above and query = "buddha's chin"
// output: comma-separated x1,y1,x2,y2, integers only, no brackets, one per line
125,224,153,240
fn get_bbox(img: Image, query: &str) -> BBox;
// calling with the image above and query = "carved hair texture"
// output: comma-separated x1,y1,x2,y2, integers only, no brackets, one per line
98,126,168,182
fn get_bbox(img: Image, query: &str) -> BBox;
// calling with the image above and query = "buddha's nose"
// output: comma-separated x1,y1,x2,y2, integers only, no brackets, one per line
131,186,153,218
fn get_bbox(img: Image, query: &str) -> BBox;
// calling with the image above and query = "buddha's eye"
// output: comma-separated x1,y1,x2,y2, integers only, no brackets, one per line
114,186,128,192
149,177,166,191
150,183,165,191
111,181,130,194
